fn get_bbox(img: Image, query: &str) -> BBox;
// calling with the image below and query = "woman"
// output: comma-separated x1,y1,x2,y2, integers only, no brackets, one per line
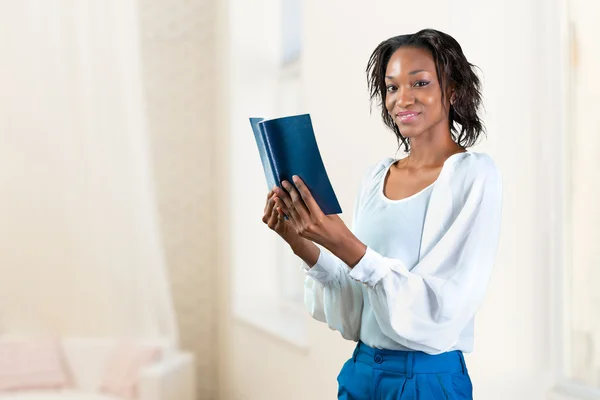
262,28,502,399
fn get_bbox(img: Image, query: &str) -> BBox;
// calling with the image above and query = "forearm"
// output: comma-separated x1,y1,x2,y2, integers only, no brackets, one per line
288,229,367,269
327,230,367,269
290,238,320,267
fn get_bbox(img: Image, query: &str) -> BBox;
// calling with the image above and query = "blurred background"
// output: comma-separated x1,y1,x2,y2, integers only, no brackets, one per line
0,0,599,399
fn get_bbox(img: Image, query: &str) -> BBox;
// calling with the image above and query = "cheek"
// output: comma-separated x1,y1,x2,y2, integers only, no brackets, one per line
420,90,445,116
421,91,439,106
385,95,395,112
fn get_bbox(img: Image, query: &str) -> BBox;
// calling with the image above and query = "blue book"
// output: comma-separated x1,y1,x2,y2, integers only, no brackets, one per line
249,114,342,215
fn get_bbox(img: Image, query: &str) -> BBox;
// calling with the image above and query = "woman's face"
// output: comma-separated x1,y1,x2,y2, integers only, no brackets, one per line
384,46,450,139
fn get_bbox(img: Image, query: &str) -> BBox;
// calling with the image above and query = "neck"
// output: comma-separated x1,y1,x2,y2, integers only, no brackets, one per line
404,124,464,168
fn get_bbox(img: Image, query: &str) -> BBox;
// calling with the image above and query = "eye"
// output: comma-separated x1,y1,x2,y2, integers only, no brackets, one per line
414,81,430,88
386,85,397,92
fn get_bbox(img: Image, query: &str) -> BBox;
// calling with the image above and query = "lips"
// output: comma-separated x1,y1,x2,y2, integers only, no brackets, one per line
396,111,421,123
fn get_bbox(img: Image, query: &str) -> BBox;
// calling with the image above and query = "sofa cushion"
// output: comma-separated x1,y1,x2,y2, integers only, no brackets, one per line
61,338,173,392
0,338,69,391
98,341,160,400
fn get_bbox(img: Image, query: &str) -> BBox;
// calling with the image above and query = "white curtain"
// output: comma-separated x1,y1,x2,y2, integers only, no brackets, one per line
0,0,178,343
568,0,600,386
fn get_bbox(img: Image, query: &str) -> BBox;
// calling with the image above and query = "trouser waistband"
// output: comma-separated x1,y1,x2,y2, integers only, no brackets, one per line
351,341,467,379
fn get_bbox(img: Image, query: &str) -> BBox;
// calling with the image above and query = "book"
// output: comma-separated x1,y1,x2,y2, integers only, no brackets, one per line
249,113,342,215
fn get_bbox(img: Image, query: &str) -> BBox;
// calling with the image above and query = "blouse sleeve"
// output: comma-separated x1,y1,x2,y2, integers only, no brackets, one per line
302,250,364,341
347,155,503,354
301,162,384,341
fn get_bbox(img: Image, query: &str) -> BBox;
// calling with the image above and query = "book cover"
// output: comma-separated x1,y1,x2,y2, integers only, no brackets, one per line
249,114,342,215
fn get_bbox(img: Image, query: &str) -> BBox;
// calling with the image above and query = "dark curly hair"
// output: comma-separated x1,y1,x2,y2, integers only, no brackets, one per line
366,29,485,153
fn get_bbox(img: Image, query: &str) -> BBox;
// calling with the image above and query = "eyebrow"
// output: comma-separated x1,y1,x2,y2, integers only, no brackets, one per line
385,69,427,79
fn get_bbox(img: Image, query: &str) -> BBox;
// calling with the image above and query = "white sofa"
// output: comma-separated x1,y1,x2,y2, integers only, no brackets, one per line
0,338,195,400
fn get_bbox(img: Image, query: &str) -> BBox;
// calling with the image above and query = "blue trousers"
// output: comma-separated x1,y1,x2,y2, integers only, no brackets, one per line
337,341,473,399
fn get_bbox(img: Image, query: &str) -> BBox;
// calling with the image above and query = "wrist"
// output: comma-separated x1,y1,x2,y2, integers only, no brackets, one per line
328,231,367,269
289,236,310,254
291,238,320,267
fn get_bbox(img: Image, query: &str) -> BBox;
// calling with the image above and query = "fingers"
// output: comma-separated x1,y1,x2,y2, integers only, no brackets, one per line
273,185,300,222
264,188,276,213
263,183,311,235
274,197,290,218
291,176,324,219
263,191,288,231
270,202,291,232
267,203,279,230
273,206,285,231
262,194,277,224
280,180,310,222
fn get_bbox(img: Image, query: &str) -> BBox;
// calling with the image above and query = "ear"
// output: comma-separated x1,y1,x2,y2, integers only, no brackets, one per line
443,82,456,105
448,87,456,105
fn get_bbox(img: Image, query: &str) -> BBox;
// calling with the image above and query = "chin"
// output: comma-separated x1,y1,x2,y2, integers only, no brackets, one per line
397,126,423,138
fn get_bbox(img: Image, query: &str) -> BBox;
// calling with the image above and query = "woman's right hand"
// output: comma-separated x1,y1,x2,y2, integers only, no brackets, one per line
262,187,321,267
262,187,304,248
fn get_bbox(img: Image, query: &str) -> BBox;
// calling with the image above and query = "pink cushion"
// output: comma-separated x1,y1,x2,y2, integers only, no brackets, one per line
99,341,161,399
0,338,70,391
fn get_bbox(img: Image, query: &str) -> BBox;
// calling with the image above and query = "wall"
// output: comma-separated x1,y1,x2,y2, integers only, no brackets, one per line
217,0,558,399
138,0,218,398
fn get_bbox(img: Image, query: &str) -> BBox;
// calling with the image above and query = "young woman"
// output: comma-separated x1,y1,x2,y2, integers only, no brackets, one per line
262,28,502,399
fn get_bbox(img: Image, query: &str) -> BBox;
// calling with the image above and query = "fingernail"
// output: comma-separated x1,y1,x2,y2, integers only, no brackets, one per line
292,175,299,182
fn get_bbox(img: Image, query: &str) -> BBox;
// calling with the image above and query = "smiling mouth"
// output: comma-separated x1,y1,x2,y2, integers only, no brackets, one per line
396,112,420,123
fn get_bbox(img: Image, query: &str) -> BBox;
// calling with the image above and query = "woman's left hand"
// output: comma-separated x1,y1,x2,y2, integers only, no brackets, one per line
273,175,355,253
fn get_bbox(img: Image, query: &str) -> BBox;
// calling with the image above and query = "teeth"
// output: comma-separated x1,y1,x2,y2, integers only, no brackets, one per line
400,114,417,120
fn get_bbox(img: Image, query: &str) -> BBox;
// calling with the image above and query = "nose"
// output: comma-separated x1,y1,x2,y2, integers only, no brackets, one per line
397,85,414,108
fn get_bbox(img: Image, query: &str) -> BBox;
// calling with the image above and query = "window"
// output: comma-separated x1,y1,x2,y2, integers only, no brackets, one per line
564,0,600,389
229,0,307,347
547,0,600,398
281,0,302,66
275,0,305,311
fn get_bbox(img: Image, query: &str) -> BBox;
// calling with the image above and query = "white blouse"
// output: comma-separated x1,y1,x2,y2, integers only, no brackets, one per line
302,151,502,355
